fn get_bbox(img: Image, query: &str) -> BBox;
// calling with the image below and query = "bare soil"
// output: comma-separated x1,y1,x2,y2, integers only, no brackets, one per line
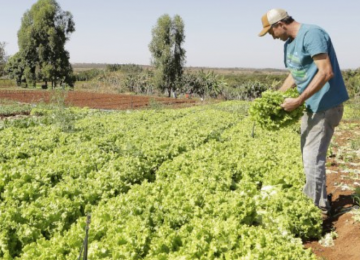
0,89,197,110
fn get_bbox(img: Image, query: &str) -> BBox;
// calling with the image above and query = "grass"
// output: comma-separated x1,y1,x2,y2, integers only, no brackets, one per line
351,187,360,222
148,98,165,110
0,99,32,116
352,187,360,205
344,98,360,120
0,79,16,88
350,139,360,150
1,90,89,132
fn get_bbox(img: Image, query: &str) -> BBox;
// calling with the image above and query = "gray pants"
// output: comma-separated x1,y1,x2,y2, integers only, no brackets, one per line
301,104,344,213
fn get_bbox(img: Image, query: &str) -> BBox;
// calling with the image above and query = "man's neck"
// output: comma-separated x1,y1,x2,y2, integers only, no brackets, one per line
287,21,301,40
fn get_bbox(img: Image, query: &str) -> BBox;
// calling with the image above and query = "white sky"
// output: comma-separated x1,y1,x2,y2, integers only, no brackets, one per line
1,0,359,69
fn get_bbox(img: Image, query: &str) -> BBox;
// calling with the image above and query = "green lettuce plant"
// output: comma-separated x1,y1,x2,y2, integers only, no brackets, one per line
249,88,305,131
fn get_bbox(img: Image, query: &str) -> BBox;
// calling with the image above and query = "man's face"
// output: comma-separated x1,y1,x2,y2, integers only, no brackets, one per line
269,22,288,41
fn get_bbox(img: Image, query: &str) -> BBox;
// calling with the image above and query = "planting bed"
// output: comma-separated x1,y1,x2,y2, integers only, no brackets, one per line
0,89,197,110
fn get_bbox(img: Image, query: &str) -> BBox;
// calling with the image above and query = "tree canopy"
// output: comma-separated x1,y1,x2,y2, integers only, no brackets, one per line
7,0,75,88
0,42,7,76
149,14,186,97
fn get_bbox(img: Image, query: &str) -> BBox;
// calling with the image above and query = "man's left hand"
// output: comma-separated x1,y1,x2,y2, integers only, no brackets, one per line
281,98,302,112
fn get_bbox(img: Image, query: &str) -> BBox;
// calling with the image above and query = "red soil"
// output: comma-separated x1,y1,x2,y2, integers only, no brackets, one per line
0,89,197,110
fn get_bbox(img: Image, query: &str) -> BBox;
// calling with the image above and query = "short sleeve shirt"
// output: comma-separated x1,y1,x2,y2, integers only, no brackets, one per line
284,24,348,112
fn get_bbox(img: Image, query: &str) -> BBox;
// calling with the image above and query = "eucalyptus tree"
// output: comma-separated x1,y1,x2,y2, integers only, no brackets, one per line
16,0,75,88
0,42,6,76
149,14,186,97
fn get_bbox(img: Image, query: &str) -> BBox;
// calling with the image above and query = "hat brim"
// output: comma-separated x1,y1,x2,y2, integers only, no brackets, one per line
258,26,270,37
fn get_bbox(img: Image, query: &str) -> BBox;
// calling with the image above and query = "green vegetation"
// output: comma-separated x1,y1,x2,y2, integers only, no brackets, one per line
149,14,186,97
0,79,16,88
0,101,324,259
343,97,360,120
249,88,305,130
181,70,227,99
5,0,75,89
3,65,359,107
0,99,32,117
74,69,103,82
105,63,144,73
342,69,360,98
0,2,358,257
0,42,7,77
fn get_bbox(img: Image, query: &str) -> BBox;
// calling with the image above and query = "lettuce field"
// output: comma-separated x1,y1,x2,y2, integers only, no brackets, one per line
0,100,341,259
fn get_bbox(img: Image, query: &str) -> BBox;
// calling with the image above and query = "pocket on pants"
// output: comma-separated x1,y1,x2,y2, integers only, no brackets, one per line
325,104,344,128
302,111,325,134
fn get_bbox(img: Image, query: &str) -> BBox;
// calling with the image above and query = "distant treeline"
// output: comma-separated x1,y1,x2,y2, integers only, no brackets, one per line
72,63,150,71
73,64,145,81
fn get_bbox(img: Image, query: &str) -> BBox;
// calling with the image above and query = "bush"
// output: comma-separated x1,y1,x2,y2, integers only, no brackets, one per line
105,64,143,73
343,69,360,98
74,69,102,81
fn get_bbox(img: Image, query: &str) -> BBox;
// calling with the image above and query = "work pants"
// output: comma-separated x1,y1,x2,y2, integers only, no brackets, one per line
301,104,344,213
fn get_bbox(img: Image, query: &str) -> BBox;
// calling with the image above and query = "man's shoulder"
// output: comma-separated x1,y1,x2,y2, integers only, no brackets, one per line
301,24,327,35
300,24,330,44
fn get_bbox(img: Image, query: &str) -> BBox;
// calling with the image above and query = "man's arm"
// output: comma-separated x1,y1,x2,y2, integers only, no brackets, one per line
278,73,296,92
281,53,334,111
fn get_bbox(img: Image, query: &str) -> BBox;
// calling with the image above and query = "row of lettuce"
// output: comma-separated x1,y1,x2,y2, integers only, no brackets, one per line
0,102,323,259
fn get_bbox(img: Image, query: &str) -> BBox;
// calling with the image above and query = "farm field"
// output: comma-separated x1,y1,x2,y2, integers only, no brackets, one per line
0,91,359,259
1,0,359,258
0,89,197,111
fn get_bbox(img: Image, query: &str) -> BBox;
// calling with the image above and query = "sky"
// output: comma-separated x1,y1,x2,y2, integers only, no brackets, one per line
0,0,359,69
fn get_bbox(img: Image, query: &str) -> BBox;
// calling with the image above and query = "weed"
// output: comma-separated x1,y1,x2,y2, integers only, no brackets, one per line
352,187,360,205
318,231,338,247
148,98,165,110
0,99,32,116
351,187,360,222
350,139,360,150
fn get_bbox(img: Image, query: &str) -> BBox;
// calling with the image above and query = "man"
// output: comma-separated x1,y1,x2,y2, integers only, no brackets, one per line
258,9,349,218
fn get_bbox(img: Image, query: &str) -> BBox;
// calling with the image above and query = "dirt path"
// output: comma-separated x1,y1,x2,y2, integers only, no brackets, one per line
304,119,360,260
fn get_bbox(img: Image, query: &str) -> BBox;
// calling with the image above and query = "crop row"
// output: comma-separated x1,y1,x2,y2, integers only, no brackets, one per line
0,104,249,258
0,101,322,259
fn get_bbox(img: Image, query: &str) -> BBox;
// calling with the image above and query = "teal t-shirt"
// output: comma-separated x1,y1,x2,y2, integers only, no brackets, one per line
284,24,349,112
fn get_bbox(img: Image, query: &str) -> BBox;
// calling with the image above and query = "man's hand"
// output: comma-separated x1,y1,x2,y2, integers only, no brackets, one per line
281,97,302,112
